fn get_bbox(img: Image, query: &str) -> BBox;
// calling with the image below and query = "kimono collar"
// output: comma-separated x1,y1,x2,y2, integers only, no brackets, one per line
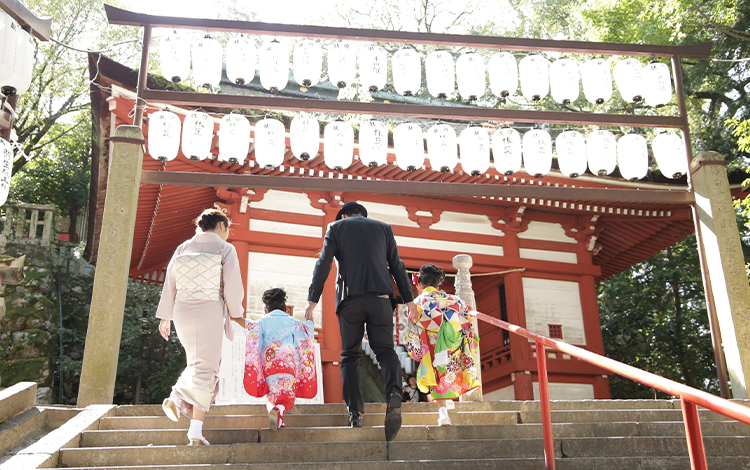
193,231,223,243
268,309,289,317
422,286,439,294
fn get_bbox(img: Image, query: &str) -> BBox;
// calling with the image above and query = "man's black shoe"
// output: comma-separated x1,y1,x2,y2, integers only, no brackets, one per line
384,393,402,441
348,411,364,427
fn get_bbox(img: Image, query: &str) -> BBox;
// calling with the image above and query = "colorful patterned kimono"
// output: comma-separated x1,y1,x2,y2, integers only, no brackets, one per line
406,287,480,400
244,310,317,409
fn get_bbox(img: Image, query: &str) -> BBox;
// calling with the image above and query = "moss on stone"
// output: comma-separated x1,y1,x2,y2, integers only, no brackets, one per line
0,357,49,386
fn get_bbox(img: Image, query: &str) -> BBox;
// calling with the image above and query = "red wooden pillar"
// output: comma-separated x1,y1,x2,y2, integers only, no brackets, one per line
312,194,344,404
502,211,534,400
574,221,610,398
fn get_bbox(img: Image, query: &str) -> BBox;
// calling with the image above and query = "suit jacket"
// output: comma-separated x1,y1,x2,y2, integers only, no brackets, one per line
308,215,414,311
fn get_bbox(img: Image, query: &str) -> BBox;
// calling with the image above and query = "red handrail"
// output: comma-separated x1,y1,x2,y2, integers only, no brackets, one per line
474,312,750,470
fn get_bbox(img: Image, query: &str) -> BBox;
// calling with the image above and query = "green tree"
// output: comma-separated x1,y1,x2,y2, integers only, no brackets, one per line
598,235,719,398
11,0,140,175
9,112,91,241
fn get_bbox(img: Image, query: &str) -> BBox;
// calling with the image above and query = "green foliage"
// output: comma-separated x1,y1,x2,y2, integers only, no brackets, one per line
598,235,719,397
54,264,184,405
10,112,91,240
11,0,140,174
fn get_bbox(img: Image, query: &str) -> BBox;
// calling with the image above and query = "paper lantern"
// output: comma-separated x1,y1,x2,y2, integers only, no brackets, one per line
324,121,354,170
0,138,12,206
392,48,421,96
394,123,424,172
147,110,181,162
491,127,521,175
358,120,388,168
456,52,486,101
260,40,288,93
613,58,645,103
181,110,214,161
586,130,617,176
290,115,319,161
218,114,250,164
519,55,550,102
652,132,688,179
254,118,286,169
549,58,580,105
643,62,673,107
617,133,648,181
556,130,587,178
191,35,222,89
328,42,355,88
0,15,34,96
522,128,552,178
0,12,19,90
359,45,388,92
580,58,613,105
425,50,455,99
459,126,490,176
427,124,458,173
488,52,518,98
159,32,190,83
293,40,322,88
226,35,256,85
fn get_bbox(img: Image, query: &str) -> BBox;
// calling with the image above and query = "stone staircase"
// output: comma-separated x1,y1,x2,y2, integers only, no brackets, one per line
2,382,750,469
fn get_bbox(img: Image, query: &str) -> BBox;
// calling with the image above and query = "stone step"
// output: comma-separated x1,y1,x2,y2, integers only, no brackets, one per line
55,436,750,468
56,456,750,470
58,439,549,467
112,399,686,417
519,408,730,424
79,420,750,447
97,412,518,430
98,407,735,431
0,382,37,424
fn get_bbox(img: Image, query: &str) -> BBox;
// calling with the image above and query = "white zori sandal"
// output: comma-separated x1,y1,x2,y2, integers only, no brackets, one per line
162,398,180,422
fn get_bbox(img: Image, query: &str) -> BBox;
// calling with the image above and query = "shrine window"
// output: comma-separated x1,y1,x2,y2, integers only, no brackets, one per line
548,324,563,339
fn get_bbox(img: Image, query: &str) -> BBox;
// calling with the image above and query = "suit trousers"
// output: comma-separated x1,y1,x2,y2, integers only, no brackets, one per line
338,294,401,414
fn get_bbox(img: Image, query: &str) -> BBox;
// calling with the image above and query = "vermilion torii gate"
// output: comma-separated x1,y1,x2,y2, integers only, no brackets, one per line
77,5,750,407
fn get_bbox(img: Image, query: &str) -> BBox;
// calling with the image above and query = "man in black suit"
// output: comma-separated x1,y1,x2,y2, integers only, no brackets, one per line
306,202,417,442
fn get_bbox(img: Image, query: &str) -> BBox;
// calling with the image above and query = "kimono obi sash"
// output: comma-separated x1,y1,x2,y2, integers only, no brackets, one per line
174,253,222,302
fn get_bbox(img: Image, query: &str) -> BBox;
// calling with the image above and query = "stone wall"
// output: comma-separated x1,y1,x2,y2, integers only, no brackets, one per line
0,241,56,403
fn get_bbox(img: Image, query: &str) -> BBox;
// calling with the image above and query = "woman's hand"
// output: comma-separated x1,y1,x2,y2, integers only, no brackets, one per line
159,319,171,340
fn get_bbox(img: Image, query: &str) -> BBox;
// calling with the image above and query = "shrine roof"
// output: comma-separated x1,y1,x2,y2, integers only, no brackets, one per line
86,54,748,284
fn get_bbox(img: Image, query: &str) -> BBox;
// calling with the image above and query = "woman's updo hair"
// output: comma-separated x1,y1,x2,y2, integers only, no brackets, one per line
194,208,230,232
418,264,445,287
262,288,287,313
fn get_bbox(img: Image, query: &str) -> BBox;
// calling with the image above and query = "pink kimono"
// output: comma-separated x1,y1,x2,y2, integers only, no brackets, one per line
244,310,317,410
156,232,245,418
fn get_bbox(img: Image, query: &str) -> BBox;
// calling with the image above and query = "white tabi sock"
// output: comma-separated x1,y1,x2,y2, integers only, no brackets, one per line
276,404,286,416
187,419,204,440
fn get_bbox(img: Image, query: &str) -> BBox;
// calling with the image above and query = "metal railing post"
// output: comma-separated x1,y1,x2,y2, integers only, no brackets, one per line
536,341,556,470
681,399,709,470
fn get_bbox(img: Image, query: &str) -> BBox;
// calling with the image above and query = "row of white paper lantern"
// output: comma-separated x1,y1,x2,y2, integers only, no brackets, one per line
0,10,36,96
161,34,673,106
149,110,688,181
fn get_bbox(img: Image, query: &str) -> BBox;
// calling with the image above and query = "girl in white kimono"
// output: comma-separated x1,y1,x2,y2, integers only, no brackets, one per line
156,209,245,446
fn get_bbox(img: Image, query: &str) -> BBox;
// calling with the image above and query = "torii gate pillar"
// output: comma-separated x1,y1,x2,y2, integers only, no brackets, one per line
691,151,750,398
78,126,144,406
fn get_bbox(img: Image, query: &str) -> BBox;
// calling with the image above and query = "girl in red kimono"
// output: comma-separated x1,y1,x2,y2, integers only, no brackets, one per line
244,288,317,430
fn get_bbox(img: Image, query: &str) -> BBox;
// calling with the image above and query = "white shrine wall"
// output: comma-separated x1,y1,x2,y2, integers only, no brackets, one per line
482,383,595,401
522,277,586,345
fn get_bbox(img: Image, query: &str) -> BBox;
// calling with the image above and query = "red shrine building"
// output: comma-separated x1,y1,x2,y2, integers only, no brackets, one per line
86,54,744,404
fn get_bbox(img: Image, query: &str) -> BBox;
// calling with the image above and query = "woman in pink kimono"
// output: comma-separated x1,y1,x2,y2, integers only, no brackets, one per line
156,209,245,446
244,288,317,431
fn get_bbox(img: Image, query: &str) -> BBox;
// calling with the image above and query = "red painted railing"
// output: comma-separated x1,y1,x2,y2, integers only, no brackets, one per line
474,312,750,470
